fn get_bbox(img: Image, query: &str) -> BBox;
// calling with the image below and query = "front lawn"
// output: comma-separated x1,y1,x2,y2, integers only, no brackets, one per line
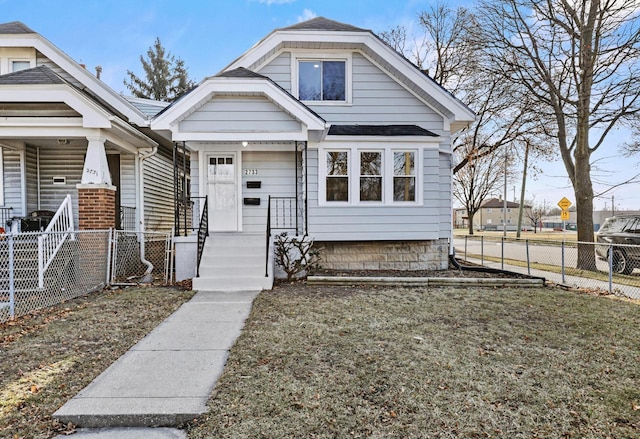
189,284,639,438
0,286,193,438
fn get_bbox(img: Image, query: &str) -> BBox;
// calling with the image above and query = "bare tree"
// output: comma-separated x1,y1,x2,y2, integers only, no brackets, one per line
478,0,640,269
524,198,550,233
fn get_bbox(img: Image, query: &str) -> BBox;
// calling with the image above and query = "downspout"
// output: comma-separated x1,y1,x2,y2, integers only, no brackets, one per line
441,146,459,267
137,145,158,283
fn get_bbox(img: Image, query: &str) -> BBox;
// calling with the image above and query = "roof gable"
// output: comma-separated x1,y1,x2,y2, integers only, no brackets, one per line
0,21,149,126
152,68,327,142
225,17,475,133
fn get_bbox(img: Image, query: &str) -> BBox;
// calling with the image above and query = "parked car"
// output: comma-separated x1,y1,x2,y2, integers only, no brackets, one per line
595,215,640,274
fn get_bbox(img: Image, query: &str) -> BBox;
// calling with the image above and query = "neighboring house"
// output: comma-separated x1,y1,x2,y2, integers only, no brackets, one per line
0,21,178,233
457,198,533,231
159,17,475,289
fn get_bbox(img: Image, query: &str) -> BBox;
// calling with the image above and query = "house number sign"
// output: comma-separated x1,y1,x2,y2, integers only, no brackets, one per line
243,169,258,175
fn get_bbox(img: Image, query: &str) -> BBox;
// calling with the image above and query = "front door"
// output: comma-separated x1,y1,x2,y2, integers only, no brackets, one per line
207,155,238,231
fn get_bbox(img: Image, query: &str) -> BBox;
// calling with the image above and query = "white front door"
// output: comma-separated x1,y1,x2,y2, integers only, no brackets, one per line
207,155,238,231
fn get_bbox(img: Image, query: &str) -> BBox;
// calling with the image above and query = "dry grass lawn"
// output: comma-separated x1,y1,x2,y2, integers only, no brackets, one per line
189,283,640,439
0,286,193,438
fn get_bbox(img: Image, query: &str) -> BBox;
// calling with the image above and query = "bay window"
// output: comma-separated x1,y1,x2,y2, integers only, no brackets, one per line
321,147,421,205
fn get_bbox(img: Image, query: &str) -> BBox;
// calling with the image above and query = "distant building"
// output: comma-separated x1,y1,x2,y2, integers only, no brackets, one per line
455,198,532,231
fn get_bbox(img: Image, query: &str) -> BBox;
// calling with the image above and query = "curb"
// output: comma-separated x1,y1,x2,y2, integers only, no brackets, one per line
307,276,545,287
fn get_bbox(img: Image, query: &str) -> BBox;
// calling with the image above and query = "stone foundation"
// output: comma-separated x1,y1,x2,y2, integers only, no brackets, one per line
316,239,449,271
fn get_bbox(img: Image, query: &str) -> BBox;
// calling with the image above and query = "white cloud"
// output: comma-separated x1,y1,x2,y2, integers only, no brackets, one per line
297,8,317,22
258,0,295,5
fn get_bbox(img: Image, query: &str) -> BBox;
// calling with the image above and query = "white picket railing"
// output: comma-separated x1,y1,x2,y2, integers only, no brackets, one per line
38,194,75,288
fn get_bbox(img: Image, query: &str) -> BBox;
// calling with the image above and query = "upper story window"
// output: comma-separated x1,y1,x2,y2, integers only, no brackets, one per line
299,60,346,101
11,60,31,72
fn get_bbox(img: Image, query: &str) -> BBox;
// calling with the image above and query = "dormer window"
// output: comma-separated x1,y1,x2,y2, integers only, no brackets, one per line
293,54,351,104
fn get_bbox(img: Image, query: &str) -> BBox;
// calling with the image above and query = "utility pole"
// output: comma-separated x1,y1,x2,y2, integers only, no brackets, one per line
612,195,615,216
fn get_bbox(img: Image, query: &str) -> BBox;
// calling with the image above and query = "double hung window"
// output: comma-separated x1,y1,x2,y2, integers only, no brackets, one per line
326,151,349,201
322,147,419,205
393,151,416,202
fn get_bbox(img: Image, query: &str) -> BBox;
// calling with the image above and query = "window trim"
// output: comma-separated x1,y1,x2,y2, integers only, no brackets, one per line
323,149,351,204
9,59,34,73
318,144,422,206
358,150,384,203
291,52,352,105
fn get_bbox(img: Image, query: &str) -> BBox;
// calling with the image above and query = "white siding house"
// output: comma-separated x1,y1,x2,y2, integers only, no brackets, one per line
153,17,475,289
0,21,176,232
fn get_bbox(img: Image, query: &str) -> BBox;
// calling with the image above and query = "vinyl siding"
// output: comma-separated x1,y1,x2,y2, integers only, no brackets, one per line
143,153,175,232
306,147,443,242
3,148,23,216
36,53,81,87
120,154,136,211
179,96,302,133
241,150,299,233
32,144,84,225
257,52,445,133
257,52,291,91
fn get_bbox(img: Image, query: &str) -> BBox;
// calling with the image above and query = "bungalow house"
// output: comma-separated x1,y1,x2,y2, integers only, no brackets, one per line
160,17,476,290
0,21,178,234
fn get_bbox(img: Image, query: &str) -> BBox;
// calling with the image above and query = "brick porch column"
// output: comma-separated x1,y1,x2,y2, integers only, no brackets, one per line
76,184,117,230
77,136,116,230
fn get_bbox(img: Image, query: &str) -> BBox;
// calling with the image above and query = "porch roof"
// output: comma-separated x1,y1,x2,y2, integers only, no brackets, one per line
327,124,439,137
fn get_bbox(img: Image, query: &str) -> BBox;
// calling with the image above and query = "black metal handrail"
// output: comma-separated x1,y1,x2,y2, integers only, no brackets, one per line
265,196,300,277
196,196,208,277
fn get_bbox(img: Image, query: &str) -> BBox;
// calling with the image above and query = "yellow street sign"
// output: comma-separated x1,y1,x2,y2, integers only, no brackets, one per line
558,197,572,210
560,210,570,221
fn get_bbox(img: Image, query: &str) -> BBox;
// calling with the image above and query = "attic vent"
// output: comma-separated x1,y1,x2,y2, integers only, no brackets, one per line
52,176,66,185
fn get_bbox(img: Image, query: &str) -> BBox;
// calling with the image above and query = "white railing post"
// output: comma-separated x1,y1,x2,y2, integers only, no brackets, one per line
38,234,44,289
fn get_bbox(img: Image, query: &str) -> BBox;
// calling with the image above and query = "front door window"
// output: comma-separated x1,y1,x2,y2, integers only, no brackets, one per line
207,155,237,231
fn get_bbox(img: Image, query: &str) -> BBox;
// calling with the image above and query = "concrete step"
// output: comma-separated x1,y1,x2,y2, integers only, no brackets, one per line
201,245,265,257
198,264,264,277
192,275,271,292
199,254,264,267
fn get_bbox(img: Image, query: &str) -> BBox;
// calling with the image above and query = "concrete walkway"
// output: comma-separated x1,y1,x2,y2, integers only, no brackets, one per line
53,289,260,437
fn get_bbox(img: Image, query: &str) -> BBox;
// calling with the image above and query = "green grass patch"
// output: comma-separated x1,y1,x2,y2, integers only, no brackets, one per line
189,284,640,438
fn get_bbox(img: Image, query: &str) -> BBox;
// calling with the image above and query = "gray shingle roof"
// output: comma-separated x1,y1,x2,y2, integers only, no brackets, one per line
217,67,268,79
0,66,65,85
328,124,438,137
280,17,367,32
0,21,36,34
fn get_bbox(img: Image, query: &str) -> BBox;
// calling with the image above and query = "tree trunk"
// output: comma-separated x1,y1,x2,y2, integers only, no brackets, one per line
467,211,475,235
574,152,596,270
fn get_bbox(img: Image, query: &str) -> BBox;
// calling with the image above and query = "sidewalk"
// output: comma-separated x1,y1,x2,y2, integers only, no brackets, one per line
53,289,260,436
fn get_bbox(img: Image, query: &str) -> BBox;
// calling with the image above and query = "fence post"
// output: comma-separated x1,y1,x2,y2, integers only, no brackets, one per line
464,235,468,260
111,231,118,284
501,236,505,270
8,233,15,319
106,228,113,286
608,242,613,294
526,239,530,275
481,235,484,265
561,241,566,284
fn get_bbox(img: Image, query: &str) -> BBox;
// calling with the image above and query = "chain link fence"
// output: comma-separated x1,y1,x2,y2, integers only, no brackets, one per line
454,235,640,299
0,229,172,323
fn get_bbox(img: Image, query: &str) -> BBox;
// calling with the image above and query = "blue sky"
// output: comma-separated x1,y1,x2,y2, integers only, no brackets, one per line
2,0,637,211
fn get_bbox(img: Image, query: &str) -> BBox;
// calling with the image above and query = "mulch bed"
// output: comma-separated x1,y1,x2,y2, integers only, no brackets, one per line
315,265,531,279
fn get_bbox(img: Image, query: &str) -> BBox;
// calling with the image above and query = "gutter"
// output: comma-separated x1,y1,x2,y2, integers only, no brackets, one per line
137,145,158,283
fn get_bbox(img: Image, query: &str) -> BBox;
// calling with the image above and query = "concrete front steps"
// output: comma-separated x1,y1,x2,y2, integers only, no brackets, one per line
192,233,273,291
